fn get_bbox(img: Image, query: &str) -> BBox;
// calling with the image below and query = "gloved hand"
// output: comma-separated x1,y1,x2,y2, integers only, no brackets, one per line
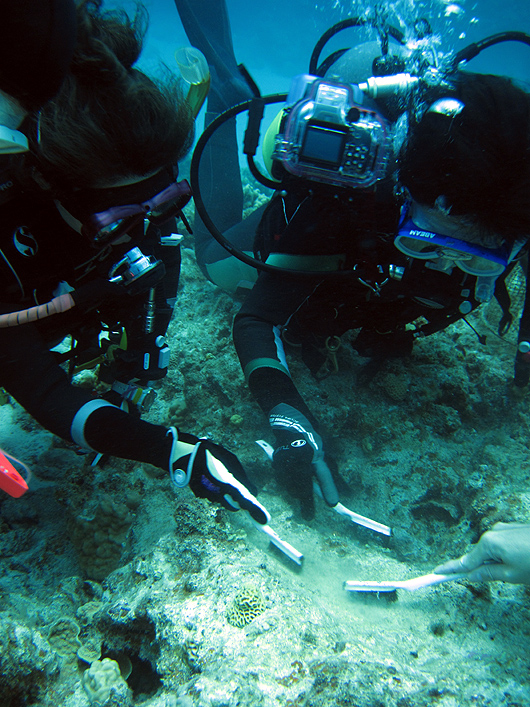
269,403,339,520
167,427,269,525
434,522,530,585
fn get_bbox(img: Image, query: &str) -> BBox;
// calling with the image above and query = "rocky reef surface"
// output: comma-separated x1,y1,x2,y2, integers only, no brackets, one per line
1,230,530,706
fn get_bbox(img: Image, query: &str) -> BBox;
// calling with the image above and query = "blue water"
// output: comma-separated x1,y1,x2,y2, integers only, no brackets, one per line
137,0,530,95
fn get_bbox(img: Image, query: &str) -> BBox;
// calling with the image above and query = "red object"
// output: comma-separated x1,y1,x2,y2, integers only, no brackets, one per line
0,451,28,497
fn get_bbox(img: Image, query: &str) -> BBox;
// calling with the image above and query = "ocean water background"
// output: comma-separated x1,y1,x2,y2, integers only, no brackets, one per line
139,0,530,98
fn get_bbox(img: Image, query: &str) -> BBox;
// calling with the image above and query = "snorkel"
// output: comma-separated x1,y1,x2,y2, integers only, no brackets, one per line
175,46,211,118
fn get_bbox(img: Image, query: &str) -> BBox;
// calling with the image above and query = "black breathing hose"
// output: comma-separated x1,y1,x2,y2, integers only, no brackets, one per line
309,17,406,76
447,31,530,73
189,95,364,278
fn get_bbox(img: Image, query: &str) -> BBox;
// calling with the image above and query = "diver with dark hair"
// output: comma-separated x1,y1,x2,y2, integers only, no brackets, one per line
233,70,530,521
0,0,267,525
177,0,530,544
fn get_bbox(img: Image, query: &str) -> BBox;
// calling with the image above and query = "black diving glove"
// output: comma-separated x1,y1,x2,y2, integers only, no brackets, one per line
167,427,269,525
269,403,339,520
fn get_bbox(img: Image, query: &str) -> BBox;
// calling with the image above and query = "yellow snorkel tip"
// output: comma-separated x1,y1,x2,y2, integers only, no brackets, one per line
175,46,211,118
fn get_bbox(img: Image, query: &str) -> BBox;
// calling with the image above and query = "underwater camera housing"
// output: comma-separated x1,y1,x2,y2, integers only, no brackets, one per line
272,74,390,189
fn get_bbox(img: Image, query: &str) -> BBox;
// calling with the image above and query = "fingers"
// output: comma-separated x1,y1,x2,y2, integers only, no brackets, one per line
223,487,269,525
436,528,504,575
490,521,530,531
434,558,466,575
466,563,511,583
435,547,488,575
312,458,339,507
435,556,512,582
490,521,513,531
201,445,270,525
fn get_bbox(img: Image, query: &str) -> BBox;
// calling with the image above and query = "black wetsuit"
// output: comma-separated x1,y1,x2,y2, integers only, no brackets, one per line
233,184,494,424
0,174,177,466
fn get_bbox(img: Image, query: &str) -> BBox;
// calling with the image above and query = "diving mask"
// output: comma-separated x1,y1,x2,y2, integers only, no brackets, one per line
395,218,510,277
394,204,525,301
81,177,192,248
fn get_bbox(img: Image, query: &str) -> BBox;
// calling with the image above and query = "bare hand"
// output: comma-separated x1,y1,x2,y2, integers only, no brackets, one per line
434,522,530,585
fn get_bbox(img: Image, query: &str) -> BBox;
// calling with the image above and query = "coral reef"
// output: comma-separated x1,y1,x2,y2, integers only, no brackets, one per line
226,584,266,627
376,371,409,402
48,618,82,659
82,658,131,705
0,615,60,705
70,496,134,580
1,246,530,707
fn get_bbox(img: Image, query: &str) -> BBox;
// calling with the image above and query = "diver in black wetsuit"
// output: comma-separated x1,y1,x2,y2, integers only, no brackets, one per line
0,0,267,525
176,0,530,520
233,71,530,519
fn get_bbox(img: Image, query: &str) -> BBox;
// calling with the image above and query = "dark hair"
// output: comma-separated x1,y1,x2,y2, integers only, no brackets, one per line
398,72,530,244
34,0,194,189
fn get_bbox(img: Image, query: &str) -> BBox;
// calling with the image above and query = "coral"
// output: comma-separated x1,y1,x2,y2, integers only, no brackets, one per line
226,585,266,628
430,403,462,435
77,600,104,625
0,613,60,705
182,637,203,673
78,637,103,664
176,541,203,574
47,618,82,658
82,657,131,705
278,660,307,687
70,496,134,581
377,372,409,401
168,398,188,427
242,173,270,219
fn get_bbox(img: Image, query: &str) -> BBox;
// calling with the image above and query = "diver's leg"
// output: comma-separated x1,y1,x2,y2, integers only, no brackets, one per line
198,204,267,294
175,0,259,293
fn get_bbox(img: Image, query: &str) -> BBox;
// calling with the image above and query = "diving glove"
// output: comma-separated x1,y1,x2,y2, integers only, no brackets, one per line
167,427,269,525
269,403,339,520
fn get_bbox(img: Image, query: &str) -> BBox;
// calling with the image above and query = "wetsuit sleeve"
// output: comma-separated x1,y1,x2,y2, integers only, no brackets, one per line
233,193,347,425
233,271,320,424
0,321,173,468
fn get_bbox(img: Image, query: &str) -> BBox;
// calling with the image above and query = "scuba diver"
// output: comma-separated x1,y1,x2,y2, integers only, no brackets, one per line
177,0,530,522
0,0,268,526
